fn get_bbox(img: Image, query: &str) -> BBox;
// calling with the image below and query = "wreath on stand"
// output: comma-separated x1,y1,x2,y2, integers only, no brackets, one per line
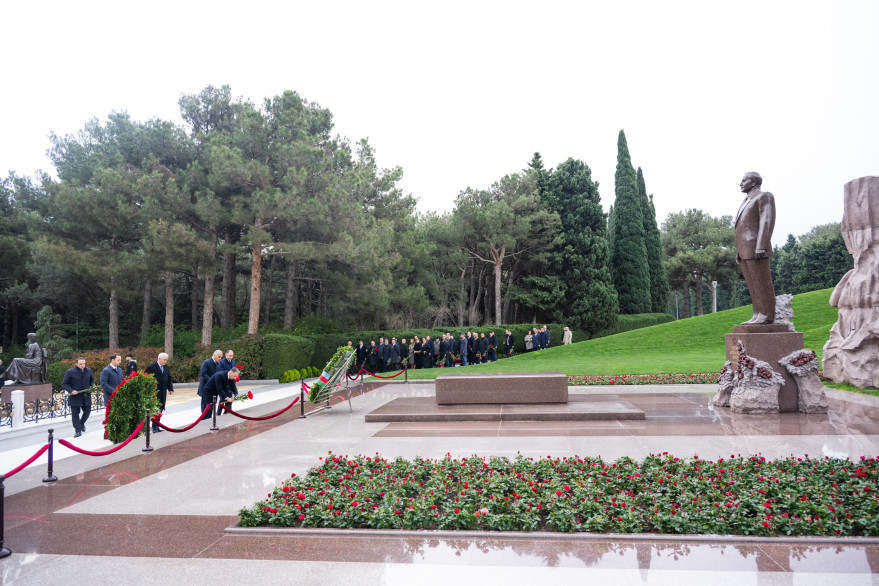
103,372,162,443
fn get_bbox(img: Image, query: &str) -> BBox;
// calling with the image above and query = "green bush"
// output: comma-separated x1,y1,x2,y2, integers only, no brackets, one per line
291,315,345,335
305,335,350,369
279,369,300,384
261,334,315,379
173,335,265,383
48,362,69,393
105,372,161,444
593,313,674,338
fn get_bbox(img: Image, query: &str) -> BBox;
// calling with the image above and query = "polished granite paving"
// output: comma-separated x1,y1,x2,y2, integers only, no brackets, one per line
2,381,879,584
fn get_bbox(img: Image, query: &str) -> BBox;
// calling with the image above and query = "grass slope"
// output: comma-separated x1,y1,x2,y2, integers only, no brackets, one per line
405,289,838,379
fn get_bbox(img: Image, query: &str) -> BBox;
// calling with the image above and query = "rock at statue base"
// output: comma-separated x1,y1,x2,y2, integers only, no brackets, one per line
711,361,734,407
730,381,781,414
726,327,803,411
774,294,796,332
778,348,828,414
823,176,879,389
727,343,786,414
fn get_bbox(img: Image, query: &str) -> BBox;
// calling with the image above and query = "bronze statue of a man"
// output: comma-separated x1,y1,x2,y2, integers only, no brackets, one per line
2,332,47,384
735,172,776,324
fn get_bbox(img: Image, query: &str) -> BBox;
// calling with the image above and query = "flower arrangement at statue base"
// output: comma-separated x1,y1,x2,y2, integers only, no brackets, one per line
104,371,162,444
239,452,879,536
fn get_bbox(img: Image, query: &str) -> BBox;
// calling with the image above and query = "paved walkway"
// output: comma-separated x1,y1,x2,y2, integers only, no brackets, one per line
2,381,878,584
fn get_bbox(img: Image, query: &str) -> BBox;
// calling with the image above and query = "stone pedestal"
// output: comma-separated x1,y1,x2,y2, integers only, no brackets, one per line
436,372,568,405
2,383,54,404
725,325,803,412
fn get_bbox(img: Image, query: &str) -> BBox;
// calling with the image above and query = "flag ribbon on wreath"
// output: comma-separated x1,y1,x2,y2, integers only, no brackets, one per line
319,371,330,384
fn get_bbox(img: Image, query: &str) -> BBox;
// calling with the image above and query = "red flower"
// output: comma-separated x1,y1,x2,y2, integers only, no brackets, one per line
453,508,460,514
247,391,254,400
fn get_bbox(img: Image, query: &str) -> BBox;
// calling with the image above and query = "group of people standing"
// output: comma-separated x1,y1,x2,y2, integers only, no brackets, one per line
197,349,240,425
351,330,518,373
64,352,175,438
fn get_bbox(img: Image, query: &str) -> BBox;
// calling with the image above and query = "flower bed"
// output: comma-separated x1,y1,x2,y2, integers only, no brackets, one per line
239,452,879,536
568,373,721,385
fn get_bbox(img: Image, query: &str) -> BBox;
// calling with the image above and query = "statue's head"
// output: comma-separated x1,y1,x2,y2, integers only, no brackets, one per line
26,332,37,343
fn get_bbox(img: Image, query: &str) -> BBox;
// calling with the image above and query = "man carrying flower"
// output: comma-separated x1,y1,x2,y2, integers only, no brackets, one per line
204,367,241,418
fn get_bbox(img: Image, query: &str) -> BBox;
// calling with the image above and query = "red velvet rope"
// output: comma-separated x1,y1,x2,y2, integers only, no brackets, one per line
151,404,212,432
361,369,405,379
302,381,311,390
219,396,300,421
59,421,146,456
345,368,364,381
3,443,50,479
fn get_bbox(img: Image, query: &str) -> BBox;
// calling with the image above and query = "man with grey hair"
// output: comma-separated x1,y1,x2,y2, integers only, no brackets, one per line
145,352,174,433
735,171,776,324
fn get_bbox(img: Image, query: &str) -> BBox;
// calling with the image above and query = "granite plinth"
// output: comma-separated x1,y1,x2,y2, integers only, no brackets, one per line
1,383,54,403
435,372,568,405
365,395,645,422
731,324,791,334
726,331,804,412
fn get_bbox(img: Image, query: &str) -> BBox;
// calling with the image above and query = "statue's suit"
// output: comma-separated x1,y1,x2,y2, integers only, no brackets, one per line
735,190,776,322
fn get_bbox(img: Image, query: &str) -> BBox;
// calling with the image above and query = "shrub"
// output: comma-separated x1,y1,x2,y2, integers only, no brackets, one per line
261,334,315,379
59,347,165,377
104,372,161,444
291,315,345,335
279,369,300,384
305,334,350,368
48,362,69,392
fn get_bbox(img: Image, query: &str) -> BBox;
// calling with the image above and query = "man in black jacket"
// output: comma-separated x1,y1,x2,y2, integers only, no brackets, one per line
467,332,476,365
63,357,95,437
477,333,489,364
355,341,368,373
145,353,174,433
504,330,515,358
204,368,240,415
487,332,498,362
377,338,387,373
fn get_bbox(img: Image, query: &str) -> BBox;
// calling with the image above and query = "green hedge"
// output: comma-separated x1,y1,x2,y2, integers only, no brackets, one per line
261,334,315,379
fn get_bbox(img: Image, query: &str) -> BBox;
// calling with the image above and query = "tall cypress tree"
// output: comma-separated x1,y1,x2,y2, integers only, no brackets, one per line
610,130,651,314
637,167,670,313
543,158,618,336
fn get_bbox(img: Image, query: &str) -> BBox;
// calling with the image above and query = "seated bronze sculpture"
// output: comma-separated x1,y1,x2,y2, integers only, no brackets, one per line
2,333,48,384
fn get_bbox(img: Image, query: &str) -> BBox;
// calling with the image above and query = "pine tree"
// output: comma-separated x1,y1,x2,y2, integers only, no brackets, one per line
610,130,651,314
637,168,670,313
542,158,618,335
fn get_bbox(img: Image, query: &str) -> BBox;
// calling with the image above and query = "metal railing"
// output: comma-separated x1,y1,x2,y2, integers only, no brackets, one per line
0,392,106,428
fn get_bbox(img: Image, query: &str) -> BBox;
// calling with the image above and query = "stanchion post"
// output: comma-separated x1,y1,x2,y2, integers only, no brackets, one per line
210,396,219,431
43,428,58,483
142,408,154,453
0,474,11,558
298,380,306,419
405,365,408,382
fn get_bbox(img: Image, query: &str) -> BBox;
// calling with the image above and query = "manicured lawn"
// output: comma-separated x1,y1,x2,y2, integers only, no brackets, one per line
401,289,838,379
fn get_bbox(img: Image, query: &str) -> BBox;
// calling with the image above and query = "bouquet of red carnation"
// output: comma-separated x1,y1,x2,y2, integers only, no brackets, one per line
233,390,254,402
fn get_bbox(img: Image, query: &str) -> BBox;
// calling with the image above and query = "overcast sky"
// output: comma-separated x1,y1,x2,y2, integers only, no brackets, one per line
3,1,877,246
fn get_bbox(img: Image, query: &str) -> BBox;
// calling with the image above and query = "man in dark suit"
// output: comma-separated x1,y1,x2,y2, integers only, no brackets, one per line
735,172,776,324
399,338,409,369
422,335,433,368
487,332,498,362
388,337,400,371
204,368,240,415
467,332,476,365
377,338,387,373
477,333,489,363
367,341,378,372
124,354,137,376
444,334,454,367
100,353,124,405
63,357,95,437
219,349,236,372
458,333,468,366
198,350,222,419
355,341,368,373
504,330,514,358
145,353,174,433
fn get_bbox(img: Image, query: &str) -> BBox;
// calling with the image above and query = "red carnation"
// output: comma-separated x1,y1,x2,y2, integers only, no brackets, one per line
247,391,254,400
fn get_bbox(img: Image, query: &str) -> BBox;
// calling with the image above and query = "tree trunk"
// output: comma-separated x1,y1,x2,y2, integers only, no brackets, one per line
483,270,492,326
140,280,152,346
247,224,263,335
264,254,277,325
502,257,518,323
284,259,298,329
221,225,237,329
164,271,174,359
469,265,484,325
457,267,467,327
201,229,218,346
190,259,199,332
108,287,119,349
695,280,705,316
681,283,691,319
493,246,504,325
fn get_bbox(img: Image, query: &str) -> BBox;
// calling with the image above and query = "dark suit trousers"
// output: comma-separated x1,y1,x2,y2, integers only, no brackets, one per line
71,405,90,432
740,257,776,321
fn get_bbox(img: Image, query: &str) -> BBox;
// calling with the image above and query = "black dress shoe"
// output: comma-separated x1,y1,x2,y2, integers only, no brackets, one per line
152,426,162,433
74,430,82,438
82,425,86,432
